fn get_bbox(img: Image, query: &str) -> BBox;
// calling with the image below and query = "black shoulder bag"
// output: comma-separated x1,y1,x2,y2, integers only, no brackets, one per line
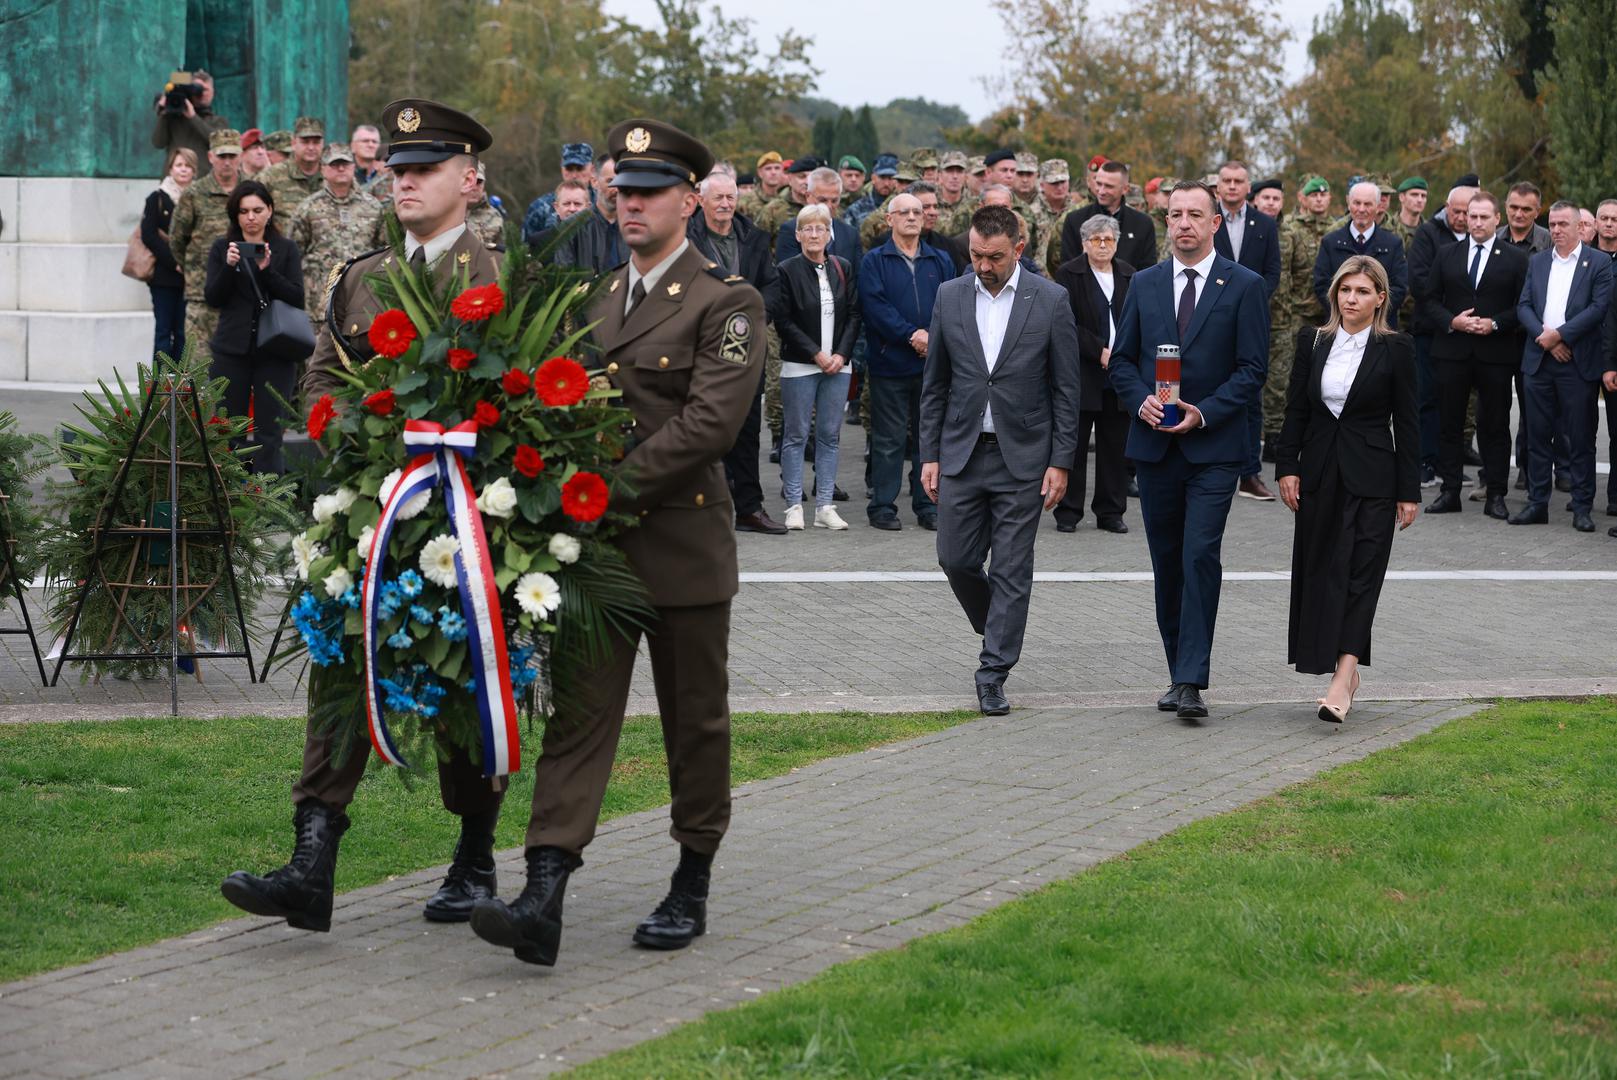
242,251,316,364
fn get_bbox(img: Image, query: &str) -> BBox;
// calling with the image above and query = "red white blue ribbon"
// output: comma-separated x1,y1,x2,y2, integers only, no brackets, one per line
362,418,520,777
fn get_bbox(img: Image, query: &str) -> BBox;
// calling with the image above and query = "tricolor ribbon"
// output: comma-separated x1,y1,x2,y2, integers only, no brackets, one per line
362,419,520,777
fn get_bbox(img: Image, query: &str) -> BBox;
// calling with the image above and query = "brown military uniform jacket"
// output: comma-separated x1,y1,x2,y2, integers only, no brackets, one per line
301,226,502,404
595,242,765,608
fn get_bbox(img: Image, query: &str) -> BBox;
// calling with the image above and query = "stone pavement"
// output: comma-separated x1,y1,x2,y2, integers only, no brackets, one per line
0,697,1483,1079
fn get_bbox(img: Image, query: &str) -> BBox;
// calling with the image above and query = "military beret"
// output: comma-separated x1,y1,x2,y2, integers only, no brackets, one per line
786,156,822,174
871,153,899,177
1249,178,1281,197
1455,173,1480,188
382,98,493,166
910,147,939,170
983,148,1017,168
940,149,968,171
838,155,867,174
1398,176,1428,193
737,172,757,186
321,142,354,165
239,128,263,150
1039,158,1069,183
264,130,292,153
293,116,325,138
1144,176,1165,194
1014,151,1039,174
1300,175,1330,196
1088,154,1109,171
560,142,593,167
967,155,986,176
607,117,713,189
1371,172,1396,195
208,128,242,155
756,150,783,169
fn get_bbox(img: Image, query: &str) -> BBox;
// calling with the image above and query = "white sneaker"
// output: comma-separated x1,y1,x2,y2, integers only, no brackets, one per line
814,505,849,530
783,504,805,530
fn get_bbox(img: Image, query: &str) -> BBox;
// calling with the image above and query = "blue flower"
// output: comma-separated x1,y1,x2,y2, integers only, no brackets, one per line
377,667,447,719
290,590,345,666
409,604,434,626
396,569,424,597
438,607,468,643
378,582,404,619
386,628,413,649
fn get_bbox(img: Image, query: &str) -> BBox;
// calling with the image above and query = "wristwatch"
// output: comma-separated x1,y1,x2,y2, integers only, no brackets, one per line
1490,318,1499,333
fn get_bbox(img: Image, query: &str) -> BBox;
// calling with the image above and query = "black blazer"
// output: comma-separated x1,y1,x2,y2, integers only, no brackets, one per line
1422,238,1529,366
203,235,305,357
1061,203,1158,276
1214,205,1282,297
1406,217,1466,334
771,254,862,365
141,188,183,290
1276,328,1420,503
1053,256,1133,412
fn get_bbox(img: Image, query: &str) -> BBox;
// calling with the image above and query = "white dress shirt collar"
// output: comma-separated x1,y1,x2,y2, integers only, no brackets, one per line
404,223,468,269
1553,242,1582,266
626,239,690,314
1170,249,1217,307
1319,325,1372,419
1353,222,1376,244
973,263,1021,302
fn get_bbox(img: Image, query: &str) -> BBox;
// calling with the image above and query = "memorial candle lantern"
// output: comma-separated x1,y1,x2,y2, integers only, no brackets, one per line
1155,344,1182,427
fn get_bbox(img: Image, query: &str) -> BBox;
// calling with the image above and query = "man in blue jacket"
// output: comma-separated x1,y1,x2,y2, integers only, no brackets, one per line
859,191,958,529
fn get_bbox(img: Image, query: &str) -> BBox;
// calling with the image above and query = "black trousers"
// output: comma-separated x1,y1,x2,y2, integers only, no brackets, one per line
1437,359,1512,496
1055,395,1129,526
1287,453,1396,674
1606,384,1617,510
721,368,766,516
209,348,295,475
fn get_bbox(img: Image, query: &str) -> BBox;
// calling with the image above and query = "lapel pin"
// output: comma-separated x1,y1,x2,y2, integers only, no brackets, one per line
667,282,682,297
1215,278,1225,286
610,278,621,293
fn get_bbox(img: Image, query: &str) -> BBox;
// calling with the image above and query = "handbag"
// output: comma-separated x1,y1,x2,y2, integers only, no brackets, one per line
242,252,315,364
121,224,156,283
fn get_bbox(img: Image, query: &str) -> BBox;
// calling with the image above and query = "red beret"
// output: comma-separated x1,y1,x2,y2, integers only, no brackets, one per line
1144,176,1164,194
240,128,263,150
1087,154,1109,171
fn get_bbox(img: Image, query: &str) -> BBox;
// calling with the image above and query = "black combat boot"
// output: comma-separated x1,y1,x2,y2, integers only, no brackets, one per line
469,846,580,966
633,846,711,950
220,799,349,932
423,809,499,923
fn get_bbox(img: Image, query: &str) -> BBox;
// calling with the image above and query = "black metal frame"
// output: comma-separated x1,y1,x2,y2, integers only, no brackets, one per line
0,491,47,687
49,356,258,714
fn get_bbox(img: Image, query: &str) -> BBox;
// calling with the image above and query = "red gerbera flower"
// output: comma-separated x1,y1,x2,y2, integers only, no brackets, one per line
368,309,417,359
307,394,337,440
533,356,590,407
364,388,396,416
472,400,500,428
513,445,545,477
447,347,476,371
451,283,505,322
501,367,532,396
561,471,609,522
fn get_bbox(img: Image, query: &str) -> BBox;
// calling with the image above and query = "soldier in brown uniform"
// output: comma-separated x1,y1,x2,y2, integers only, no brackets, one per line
221,100,506,935
471,118,764,967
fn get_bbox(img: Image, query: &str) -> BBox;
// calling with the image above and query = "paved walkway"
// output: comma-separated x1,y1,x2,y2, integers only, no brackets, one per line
0,697,1482,1079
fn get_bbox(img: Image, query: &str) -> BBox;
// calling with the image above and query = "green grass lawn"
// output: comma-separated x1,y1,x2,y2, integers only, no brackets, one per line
0,708,973,983
576,698,1617,1079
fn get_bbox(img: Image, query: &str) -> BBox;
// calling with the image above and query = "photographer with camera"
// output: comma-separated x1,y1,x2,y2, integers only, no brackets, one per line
203,179,304,475
150,69,229,166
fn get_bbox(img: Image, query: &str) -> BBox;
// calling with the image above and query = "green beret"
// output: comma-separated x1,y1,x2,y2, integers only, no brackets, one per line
1300,176,1330,196
837,155,867,174
1398,176,1428,193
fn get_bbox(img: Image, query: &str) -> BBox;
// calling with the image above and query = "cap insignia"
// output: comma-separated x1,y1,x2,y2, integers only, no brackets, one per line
397,108,421,134
626,127,652,153
666,281,682,297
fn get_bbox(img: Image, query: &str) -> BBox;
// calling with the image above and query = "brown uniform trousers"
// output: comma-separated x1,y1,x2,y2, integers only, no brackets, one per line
293,225,506,815
525,242,765,857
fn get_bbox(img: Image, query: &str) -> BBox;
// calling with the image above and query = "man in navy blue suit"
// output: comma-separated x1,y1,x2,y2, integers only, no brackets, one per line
1109,180,1269,720
1511,201,1615,532
1212,160,1282,503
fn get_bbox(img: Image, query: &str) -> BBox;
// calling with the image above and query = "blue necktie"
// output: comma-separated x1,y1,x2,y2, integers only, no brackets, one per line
1469,244,1483,289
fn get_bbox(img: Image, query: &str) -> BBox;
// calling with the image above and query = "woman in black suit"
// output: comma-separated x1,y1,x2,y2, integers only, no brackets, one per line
143,147,197,359
1276,255,1420,722
203,180,304,475
1051,213,1132,533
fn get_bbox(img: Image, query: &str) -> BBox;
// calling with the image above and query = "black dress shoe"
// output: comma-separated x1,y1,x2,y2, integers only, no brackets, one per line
917,513,938,531
735,510,788,534
1095,517,1128,534
221,799,349,933
1055,520,1077,533
1425,491,1461,514
1463,444,1483,466
634,847,711,950
1127,477,1140,498
423,811,498,923
1508,504,1548,525
1483,494,1509,520
869,515,901,531
1514,470,1527,490
1606,505,1617,518
1176,686,1209,720
768,447,781,464
977,682,1010,716
1556,473,1573,493
833,484,849,502
1573,511,1596,532
1157,684,1185,711
470,846,580,966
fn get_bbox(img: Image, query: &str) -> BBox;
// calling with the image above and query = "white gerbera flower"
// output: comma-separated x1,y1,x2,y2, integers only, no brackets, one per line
514,571,562,618
292,532,324,581
311,493,340,524
476,476,518,519
356,524,376,561
420,534,461,589
379,468,430,520
323,566,353,599
548,533,581,564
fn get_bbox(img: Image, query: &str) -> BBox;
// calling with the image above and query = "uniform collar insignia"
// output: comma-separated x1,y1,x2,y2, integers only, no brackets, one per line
457,251,470,265
667,282,682,297
610,278,621,293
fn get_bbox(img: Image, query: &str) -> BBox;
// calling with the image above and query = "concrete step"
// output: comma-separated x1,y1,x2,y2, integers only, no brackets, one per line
0,311,155,383
8,242,152,312
2,177,155,244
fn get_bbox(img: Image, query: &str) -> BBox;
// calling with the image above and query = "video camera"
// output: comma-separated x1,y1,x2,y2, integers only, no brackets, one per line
162,71,205,116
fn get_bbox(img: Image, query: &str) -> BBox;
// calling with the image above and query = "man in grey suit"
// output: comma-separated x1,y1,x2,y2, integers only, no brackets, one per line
920,205,1082,715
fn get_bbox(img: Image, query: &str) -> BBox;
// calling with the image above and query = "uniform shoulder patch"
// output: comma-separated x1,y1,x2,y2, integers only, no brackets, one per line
718,310,753,365
705,265,746,285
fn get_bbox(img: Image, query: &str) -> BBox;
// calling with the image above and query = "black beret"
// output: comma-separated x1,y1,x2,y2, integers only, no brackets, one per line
1248,178,1281,198
1455,173,1480,188
786,156,822,174
983,148,1017,168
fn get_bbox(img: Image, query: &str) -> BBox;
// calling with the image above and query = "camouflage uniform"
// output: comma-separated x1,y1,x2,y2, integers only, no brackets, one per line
1266,208,1335,440
1386,212,1423,328
754,190,807,253
738,186,783,225
467,197,506,249
168,132,240,365
859,161,921,250
288,184,386,329
259,160,324,233
364,169,394,203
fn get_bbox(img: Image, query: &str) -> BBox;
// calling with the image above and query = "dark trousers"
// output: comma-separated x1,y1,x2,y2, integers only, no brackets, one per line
867,372,929,521
721,368,766,516
1524,362,1600,513
1135,443,1239,688
290,713,505,817
1413,334,1438,466
1437,359,1512,496
527,602,732,856
1242,391,1263,478
210,348,295,475
1515,370,1570,481
1606,384,1617,510
935,437,1043,688
150,285,186,361
1287,455,1396,674
1055,397,1129,526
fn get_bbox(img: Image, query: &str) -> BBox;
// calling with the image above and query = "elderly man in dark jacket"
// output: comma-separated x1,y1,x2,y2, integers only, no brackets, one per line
1314,180,1409,325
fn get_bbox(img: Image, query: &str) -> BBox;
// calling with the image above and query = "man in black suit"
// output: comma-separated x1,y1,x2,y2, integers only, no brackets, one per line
1213,160,1282,502
1421,190,1529,520
1315,180,1409,327
1405,183,1475,482
1060,160,1158,278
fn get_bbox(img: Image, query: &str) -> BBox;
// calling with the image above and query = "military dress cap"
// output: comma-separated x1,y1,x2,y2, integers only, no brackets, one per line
382,98,494,166
240,127,263,149
293,116,325,138
967,155,986,176
983,148,1017,168
265,130,292,153
871,153,899,177
321,142,354,165
1249,177,1281,197
208,128,242,155
560,141,594,167
1398,176,1428,192
1039,158,1070,183
838,154,867,173
1300,175,1330,195
607,118,713,189
893,160,920,183
939,149,968,171
1014,151,1039,174
756,150,783,168
910,147,939,170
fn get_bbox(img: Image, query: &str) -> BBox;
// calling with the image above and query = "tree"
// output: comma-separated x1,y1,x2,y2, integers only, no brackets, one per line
853,105,880,164
812,114,836,162
831,108,856,164
1544,0,1617,205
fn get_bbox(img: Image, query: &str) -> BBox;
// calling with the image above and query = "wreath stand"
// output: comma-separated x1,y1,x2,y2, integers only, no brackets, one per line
0,487,48,687
50,360,258,714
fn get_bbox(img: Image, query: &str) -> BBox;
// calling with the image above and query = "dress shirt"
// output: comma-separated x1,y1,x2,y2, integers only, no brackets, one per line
1352,222,1375,247
404,223,467,269
1542,243,1581,331
1221,203,1246,261
974,265,1021,433
1092,267,1116,347
626,238,689,316
1320,325,1371,418
1466,235,1495,289
1170,248,1217,309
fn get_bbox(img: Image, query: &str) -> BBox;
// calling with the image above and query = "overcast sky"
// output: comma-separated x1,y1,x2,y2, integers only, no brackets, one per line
601,0,1338,122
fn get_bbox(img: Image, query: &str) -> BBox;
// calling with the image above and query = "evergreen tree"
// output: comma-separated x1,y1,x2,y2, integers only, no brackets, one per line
812,115,836,162
1546,0,1617,205
854,105,880,163
831,107,855,163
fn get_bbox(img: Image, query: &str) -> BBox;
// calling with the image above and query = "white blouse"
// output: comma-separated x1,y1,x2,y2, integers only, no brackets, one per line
1320,326,1371,419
